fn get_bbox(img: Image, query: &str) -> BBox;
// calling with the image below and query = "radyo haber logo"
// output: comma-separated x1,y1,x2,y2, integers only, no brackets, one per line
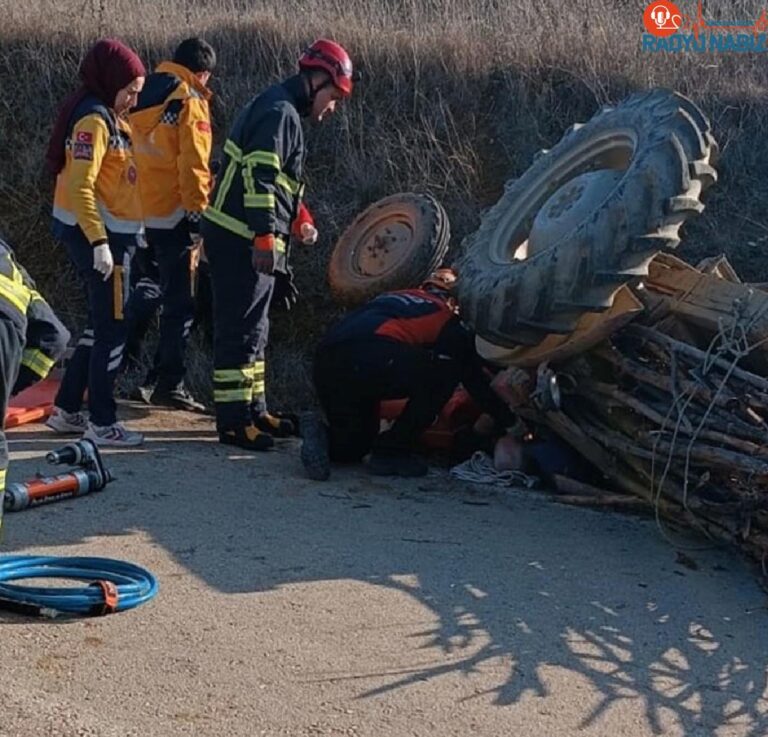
643,0,683,36
642,0,768,52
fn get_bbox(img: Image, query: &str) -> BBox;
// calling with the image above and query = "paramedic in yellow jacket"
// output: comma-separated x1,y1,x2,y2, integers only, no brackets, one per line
126,38,216,412
44,38,146,447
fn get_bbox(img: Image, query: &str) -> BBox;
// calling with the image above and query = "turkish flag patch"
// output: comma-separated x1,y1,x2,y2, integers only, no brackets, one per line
196,121,212,133
76,131,93,143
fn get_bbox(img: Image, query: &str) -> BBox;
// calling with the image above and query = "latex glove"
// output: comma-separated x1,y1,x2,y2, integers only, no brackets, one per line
93,243,114,281
252,235,276,275
300,222,318,246
272,266,300,311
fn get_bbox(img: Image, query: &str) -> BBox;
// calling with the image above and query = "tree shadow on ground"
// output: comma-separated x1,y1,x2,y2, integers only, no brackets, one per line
2,426,767,736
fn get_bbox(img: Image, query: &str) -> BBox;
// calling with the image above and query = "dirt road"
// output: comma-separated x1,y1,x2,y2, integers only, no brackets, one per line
0,405,766,737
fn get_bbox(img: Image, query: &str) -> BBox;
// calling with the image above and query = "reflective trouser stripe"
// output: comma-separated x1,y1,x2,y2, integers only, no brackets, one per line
214,366,254,404
214,367,255,382
252,360,265,400
214,388,252,403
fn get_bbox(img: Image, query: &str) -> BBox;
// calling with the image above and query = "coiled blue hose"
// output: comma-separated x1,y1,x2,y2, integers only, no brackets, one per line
0,556,158,616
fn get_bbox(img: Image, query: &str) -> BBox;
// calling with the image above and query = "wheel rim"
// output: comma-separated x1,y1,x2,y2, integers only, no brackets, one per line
350,212,417,279
490,130,638,265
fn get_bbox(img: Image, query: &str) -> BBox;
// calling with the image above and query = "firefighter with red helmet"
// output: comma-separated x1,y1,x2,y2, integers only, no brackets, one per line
202,39,354,451
300,269,516,480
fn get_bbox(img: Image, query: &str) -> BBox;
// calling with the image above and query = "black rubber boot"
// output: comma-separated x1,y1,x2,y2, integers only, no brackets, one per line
366,450,428,478
254,411,297,438
300,412,331,481
218,425,275,452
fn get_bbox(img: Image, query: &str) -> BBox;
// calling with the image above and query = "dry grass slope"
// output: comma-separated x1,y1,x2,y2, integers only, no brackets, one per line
1,0,767,407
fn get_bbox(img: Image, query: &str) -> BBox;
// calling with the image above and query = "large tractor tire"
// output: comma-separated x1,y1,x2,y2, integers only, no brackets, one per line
328,193,450,306
455,88,718,348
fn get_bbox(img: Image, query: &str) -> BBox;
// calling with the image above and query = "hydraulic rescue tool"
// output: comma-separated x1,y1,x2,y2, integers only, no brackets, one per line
3,439,113,512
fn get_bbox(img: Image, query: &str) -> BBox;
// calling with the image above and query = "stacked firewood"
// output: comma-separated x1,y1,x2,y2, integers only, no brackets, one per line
513,254,768,564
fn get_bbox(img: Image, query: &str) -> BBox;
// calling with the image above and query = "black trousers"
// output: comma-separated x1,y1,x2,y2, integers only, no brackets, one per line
0,315,24,536
151,223,197,391
55,230,131,427
124,242,161,379
203,220,275,431
124,232,213,386
313,338,461,462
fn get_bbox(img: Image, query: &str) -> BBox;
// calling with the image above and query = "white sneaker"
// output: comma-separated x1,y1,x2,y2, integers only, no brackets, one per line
46,407,89,434
83,422,144,447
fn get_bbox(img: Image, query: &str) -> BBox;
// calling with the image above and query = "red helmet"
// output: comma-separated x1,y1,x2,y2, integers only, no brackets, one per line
298,39,354,97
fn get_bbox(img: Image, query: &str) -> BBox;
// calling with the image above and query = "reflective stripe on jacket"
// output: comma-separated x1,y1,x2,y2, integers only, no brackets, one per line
0,236,70,383
203,76,306,248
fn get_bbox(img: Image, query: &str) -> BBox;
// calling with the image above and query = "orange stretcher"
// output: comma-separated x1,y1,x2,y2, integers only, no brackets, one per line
5,376,60,429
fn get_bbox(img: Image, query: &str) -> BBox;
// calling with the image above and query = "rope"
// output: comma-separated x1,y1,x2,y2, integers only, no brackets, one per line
450,451,538,488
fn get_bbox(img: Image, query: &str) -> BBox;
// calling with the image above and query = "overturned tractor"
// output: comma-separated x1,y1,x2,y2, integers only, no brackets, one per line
455,89,768,566
328,88,768,566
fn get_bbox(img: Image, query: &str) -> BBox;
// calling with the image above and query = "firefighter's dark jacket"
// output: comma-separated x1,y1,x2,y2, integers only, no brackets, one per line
203,75,308,253
320,289,515,429
0,237,70,392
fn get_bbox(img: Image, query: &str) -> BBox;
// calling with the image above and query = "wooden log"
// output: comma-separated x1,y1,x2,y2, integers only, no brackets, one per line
638,436,768,476
551,495,651,511
552,474,621,498
696,255,743,283
744,406,768,427
516,407,655,502
740,392,768,413
687,406,768,444
610,453,745,543
649,427,768,457
593,420,768,527
592,433,693,513
578,406,696,500
644,253,768,375
581,379,696,434
592,346,730,411
627,324,768,395
576,415,768,495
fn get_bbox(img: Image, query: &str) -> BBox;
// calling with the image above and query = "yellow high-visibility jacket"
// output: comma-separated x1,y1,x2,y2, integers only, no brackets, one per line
52,96,143,246
129,62,213,231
